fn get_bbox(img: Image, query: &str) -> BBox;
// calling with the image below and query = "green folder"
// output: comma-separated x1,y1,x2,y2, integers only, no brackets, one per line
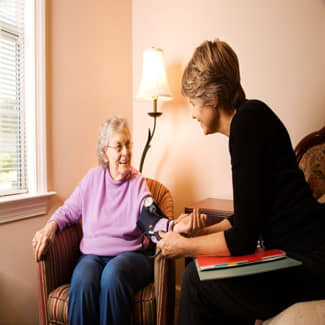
194,257,302,281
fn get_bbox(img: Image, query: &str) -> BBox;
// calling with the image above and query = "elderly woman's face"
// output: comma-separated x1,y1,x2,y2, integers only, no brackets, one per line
104,128,132,180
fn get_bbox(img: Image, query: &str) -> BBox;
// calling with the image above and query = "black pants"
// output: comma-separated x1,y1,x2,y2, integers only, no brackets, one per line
178,260,325,325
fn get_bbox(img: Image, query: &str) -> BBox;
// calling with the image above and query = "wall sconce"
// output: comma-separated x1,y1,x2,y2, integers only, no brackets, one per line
136,47,172,173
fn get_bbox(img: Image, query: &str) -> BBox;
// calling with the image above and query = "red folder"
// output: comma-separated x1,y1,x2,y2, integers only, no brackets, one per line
196,249,286,271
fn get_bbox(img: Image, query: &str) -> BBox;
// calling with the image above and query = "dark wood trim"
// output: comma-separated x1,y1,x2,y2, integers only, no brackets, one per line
184,198,233,226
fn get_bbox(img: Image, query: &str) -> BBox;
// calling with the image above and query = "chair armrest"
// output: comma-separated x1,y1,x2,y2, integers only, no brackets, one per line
154,249,175,325
37,223,82,324
145,178,175,325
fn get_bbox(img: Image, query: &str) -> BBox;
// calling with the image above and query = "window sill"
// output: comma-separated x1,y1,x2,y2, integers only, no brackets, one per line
0,192,56,224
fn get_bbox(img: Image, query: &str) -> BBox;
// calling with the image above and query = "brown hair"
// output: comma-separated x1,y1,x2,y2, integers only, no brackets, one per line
181,39,245,112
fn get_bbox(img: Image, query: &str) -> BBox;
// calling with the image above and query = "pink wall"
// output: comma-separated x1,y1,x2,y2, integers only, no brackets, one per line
47,0,132,208
132,0,325,285
1,0,324,323
0,1,132,324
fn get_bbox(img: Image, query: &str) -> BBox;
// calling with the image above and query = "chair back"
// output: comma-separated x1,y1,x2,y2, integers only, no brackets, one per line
145,178,174,219
295,126,325,200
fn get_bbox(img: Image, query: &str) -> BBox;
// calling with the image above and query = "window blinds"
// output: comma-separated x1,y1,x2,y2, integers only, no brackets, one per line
0,0,26,195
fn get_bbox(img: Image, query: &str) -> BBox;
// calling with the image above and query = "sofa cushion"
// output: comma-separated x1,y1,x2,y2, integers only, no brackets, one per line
262,300,325,325
48,284,69,325
131,282,156,325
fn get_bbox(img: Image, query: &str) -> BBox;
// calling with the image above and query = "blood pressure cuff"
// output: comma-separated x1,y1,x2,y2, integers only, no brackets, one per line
137,200,168,234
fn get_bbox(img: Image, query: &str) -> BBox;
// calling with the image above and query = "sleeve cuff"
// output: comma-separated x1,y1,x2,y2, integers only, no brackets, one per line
150,219,175,243
47,216,64,232
153,218,175,232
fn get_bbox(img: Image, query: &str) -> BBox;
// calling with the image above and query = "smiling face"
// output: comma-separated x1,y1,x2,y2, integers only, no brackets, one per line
190,98,221,135
104,128,132,180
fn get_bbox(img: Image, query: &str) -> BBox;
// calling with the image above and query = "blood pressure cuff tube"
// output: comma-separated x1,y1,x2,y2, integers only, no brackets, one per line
137,200,168,234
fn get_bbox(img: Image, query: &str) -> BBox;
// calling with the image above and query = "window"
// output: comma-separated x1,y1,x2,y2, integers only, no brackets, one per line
0,0,26,196
0,0,54,223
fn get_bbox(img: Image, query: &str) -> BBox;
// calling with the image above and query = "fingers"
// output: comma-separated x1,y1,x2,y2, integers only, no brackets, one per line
158,231,166,239
33,233,41,262
158,231,187,258
157,231,173,256
175,213,189,224
37,238,49,262
156,238,162,249
187,209,207,235
32,231,40,261
189,208,195,231
34,233,45,262
193,208,200,229
199,213,207,228
191,209,196,230
32,229,52,262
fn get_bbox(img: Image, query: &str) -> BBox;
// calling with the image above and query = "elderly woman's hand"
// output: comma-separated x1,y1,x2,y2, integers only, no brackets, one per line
32,221,58,262
157,231,189,259
173,208,207,236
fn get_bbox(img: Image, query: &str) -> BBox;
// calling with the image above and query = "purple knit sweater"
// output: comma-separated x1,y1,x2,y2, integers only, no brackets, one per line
49,166,169,256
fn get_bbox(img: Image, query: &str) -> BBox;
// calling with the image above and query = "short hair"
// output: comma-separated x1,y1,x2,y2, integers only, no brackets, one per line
96,116,130,167
181,39,246,112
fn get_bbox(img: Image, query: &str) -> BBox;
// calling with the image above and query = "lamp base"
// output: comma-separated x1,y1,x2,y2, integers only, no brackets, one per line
148,112,162,118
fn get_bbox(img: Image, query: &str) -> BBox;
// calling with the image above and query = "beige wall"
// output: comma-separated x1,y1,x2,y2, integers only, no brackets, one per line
132,0,325,285
0,1,132,324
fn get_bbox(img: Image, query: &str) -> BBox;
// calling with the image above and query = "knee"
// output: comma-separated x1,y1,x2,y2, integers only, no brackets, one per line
180,261,205,303
71,269,99,294
182,261,200,289
100,262,125,290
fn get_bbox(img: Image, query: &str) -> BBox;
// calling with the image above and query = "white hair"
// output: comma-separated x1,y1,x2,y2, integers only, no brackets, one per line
96,116,130,167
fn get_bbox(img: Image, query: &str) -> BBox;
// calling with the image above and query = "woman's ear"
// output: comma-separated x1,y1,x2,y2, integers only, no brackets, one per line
103,149,108,163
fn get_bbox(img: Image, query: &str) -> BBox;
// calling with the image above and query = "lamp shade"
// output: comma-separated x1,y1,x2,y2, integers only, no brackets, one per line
136,47,172,101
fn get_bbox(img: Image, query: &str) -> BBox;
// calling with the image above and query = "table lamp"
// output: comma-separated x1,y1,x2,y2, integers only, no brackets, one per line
136,47,172,173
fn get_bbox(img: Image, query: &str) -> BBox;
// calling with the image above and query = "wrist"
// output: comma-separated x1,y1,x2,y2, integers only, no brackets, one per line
46,221,58,233
180,236,195,257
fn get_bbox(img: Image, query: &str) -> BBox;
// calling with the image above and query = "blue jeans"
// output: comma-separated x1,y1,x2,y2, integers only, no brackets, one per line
68,251,154,325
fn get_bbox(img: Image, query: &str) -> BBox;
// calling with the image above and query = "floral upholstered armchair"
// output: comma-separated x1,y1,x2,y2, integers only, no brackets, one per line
256,126,325,325
37,178,175,325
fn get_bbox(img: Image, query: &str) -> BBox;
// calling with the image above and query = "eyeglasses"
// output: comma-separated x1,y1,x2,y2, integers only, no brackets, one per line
106,142,133,153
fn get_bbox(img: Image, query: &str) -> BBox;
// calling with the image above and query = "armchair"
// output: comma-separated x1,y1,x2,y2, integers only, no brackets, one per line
37,178,175,325
256,126,325,325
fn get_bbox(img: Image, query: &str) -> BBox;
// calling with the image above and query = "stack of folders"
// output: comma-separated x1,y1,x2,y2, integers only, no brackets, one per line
195,249,302,281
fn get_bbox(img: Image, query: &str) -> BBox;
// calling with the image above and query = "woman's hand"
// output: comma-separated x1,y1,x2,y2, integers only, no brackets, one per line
157,231,189,258
32,221,58,262
173,208,207,236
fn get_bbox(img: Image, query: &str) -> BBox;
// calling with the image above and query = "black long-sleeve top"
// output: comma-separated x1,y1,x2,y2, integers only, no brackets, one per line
224,100,325,258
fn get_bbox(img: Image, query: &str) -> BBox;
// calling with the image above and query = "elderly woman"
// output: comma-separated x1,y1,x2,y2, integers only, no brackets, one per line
158,39,325,325
32,117,168,325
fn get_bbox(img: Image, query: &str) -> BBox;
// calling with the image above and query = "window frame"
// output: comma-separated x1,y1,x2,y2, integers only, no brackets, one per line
0,0,55,224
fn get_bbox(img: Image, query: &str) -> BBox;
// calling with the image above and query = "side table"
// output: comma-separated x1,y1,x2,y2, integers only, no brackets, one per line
184,198,234,226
